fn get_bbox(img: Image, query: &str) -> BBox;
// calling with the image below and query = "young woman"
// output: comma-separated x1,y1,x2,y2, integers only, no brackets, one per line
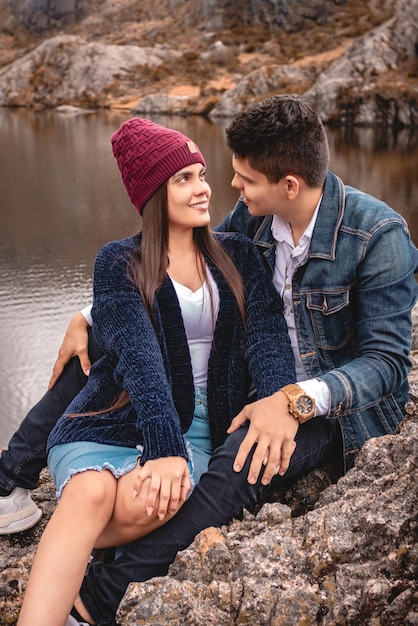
17,118,295,626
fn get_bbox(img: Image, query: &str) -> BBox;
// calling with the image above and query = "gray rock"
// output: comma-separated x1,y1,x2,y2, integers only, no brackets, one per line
55,104,95,114
207,0,418,124
304,0,418,126
200,40,236,66
2,14,18,35
0,34,182,108
117,414,418,625
0,0,416,124
12,0,86,33
209,63,312,118
132,94,193,116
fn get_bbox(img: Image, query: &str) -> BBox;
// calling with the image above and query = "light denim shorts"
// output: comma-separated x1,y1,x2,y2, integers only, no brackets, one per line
48,386,212,500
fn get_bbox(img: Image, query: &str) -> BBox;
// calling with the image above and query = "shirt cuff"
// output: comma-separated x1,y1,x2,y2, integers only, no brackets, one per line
297,378,330,417
80,304,93,327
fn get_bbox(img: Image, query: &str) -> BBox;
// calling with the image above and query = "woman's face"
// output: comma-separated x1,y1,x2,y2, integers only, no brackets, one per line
166,163,211,232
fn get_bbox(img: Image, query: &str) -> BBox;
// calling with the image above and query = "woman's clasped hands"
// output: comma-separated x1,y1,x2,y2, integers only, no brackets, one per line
132,456,191,521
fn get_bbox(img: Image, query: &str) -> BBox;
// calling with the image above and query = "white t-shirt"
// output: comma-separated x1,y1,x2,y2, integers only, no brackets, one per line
169,269,219,387
82,270,219,387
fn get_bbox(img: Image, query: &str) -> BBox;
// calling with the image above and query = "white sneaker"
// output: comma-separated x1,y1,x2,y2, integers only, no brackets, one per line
0,487,42,534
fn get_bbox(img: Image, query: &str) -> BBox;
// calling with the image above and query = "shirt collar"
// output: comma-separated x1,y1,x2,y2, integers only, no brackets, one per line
271,196,323,249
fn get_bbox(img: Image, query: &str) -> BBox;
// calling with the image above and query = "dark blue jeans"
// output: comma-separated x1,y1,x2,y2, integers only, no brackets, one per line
80,416,343,625
0,332,102,492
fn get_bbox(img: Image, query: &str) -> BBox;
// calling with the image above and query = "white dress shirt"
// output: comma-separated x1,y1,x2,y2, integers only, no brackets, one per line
271,203,330,416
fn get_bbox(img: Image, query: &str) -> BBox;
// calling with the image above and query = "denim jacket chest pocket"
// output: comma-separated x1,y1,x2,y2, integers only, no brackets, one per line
306,289,355,351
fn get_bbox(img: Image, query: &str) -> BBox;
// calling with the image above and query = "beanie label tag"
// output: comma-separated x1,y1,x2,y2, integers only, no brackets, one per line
186,141,198,154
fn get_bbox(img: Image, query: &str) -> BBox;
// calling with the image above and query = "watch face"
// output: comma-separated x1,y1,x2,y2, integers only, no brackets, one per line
296,395,314,415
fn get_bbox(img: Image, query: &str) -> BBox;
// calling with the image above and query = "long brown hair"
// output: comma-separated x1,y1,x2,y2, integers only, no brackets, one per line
131,183,245,322
69,184,246,416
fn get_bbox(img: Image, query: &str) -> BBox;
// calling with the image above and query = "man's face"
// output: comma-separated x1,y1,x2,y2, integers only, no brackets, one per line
231,155,285,217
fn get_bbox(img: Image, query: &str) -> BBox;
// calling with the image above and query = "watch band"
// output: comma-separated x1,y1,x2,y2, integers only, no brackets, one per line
280,383,315,423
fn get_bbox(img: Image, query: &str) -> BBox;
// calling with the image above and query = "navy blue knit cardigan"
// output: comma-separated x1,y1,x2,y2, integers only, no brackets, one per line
47,232,295,464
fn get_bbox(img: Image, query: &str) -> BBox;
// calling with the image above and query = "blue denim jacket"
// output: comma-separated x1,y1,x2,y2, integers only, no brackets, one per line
216,171,418,468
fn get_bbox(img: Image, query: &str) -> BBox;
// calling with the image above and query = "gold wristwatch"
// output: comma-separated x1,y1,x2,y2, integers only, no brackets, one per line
280,384,315,423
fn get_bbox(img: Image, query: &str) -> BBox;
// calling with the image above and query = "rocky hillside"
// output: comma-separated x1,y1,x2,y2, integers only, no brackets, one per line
0,0,417,125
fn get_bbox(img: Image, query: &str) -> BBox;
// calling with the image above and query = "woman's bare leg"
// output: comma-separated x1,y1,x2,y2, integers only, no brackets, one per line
72,467,186,625
17,470,117,626
94,465,184,548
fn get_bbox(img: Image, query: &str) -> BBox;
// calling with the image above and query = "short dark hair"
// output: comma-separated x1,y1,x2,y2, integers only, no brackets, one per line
225,94,329,188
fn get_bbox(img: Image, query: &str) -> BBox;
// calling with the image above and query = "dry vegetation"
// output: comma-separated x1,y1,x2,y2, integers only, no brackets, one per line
0,0,398,82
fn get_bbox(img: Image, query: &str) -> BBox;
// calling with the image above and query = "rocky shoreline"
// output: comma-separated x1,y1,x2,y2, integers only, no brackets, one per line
0,305,417,625
0,0,417,125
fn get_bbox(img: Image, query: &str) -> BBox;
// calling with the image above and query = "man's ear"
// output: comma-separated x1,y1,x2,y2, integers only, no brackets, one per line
285,175,300,199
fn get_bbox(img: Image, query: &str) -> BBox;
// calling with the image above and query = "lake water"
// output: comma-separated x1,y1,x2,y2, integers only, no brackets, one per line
0,108,417,447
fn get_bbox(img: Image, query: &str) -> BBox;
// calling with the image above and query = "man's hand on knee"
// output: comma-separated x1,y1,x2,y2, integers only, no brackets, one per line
227,391,298,485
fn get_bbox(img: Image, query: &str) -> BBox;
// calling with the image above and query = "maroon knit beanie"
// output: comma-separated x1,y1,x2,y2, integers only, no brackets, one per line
111,118,206,215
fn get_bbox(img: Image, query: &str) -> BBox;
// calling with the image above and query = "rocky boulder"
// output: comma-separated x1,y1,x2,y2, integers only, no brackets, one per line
0,34,181,108
209,63,314,118
4,0,89,33
118,414,418,625
304,0,418,126
208,0,418,123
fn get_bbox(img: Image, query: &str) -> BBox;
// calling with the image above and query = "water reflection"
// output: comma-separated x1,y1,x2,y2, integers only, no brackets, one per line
327,125,418,244
0,108,417,446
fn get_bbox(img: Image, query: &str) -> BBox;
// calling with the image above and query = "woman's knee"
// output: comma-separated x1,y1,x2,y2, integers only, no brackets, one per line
62,470,117,510
112,476,155,528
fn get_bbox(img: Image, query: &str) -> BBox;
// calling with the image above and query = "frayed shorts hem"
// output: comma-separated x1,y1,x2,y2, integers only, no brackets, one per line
48,442,143,500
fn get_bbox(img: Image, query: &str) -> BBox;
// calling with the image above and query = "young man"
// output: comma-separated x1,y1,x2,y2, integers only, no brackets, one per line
2,94,417,625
